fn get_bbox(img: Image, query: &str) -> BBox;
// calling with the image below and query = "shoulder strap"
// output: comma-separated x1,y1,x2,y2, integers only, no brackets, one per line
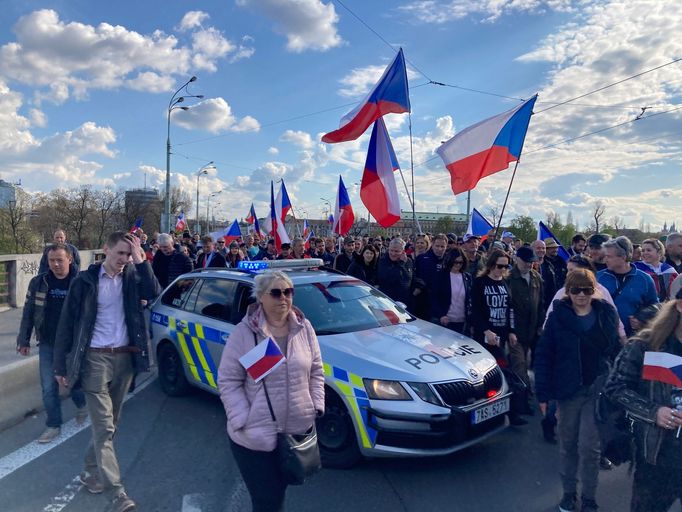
253,331,277,423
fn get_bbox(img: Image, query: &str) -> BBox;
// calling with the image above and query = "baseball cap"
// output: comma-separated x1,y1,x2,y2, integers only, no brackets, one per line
544,238,560,248
462,234,481,243
501,231,515,239
516,246,538,263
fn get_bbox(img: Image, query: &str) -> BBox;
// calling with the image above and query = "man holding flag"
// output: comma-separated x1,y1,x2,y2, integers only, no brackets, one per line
605,289,682,511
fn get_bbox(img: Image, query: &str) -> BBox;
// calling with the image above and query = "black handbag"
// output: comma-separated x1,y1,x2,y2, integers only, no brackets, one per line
262,379,321,485
253,333,321,485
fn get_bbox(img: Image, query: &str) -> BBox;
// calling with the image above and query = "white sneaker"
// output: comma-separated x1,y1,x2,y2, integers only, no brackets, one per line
37,427,60,443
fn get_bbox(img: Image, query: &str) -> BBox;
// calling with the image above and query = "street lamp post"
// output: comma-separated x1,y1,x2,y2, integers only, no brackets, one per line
195,162,215,235
206,191,222,235
164,76,204,233
320,197,331,236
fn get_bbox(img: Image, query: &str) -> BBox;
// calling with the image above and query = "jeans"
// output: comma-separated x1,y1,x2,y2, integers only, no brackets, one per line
230,439,287,512
80,351,134,498
39,343,85,428
557,387,601,500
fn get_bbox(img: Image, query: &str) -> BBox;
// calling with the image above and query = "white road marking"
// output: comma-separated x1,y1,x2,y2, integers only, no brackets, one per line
42,475,81,512
0,374,155,482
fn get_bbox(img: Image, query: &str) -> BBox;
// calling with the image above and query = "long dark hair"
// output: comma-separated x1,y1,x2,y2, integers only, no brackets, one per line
361,245,378,266
479,249,509,278
444,248,467,272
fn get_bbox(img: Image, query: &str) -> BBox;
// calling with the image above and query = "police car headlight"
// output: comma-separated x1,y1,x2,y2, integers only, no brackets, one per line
407,382,443,406
363,379,412,400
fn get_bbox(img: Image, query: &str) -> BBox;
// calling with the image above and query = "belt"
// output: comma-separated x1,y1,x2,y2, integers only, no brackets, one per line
88,346,140,353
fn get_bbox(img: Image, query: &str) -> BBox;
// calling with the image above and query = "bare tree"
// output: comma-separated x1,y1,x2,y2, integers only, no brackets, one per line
484,205,501,229
592,201,607,233
611,215,624,234
92,189,124,247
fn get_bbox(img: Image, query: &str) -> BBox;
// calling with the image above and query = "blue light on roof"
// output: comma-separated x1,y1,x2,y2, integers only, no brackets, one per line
238,261,269,271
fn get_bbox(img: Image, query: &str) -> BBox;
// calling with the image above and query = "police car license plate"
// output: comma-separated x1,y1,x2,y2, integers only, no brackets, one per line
470,398,510,425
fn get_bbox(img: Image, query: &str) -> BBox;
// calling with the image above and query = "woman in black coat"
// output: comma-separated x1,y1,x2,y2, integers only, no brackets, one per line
347,245,378,286
432,248,472,334
534,268,620,512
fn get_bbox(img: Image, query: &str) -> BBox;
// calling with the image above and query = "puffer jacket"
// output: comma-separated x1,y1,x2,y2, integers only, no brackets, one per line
604,335,681,465
53,262,161,386
217,304,325,452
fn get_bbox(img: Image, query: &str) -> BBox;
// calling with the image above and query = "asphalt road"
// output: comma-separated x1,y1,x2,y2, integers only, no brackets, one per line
0,376,679,512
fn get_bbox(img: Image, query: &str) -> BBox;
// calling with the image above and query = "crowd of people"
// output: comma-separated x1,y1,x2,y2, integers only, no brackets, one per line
14,225,682,512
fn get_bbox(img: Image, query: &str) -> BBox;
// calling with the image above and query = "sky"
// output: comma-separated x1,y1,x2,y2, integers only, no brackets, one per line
1,0,681,232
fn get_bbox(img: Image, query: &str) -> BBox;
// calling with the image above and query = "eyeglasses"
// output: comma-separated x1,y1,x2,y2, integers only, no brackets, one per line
495,264,511,270
569,287,595,296
268,288,295,298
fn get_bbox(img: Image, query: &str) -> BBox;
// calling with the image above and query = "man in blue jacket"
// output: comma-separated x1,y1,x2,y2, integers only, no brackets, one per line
597,236,658,337
413,234,448,321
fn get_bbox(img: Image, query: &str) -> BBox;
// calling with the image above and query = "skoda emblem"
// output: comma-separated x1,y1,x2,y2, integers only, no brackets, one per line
468,368,479,379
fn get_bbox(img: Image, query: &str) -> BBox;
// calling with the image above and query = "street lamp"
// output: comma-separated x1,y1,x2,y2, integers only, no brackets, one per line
164,75,204,233
206,190,222,235
195,161,215,235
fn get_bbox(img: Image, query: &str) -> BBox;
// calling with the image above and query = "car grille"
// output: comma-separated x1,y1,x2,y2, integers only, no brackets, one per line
433,367,503,407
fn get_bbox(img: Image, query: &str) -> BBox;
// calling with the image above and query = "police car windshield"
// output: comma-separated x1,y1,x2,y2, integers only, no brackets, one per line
293,280,414,334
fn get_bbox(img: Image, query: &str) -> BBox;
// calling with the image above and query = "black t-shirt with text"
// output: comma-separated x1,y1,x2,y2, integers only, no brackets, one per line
43,273,71,344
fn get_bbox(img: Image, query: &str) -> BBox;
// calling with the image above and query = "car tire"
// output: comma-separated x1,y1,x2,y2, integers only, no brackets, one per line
316,393,362,469
157,342,191,396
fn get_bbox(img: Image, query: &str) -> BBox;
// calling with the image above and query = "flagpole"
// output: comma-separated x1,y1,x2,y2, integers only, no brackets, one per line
492,159,521,243
408,112,420,234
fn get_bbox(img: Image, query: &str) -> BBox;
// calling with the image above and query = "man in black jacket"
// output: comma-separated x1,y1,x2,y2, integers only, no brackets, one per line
196,236,227,268
38,229,81,274
54,232,160,512
152,233,193,287
17,243,86,443
377,238,413,307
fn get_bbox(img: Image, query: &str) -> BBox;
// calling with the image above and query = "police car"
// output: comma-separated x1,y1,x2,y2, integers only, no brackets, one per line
150,259,511,468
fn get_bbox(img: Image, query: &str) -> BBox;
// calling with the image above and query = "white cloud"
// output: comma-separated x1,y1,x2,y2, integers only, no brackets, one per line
268,146,279,155
112,172,131,180
0,9,252,104
399,0,576,24
236,0,342,52
172,98,261,134
0,80,37,153
281,129,314,148
29,108,47,127
179,11,209,31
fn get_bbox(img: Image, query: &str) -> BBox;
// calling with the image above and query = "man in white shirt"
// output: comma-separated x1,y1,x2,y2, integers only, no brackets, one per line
54,232,160,512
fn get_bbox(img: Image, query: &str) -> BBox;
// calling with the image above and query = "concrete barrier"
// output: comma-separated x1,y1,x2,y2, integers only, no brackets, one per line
0,356,42,431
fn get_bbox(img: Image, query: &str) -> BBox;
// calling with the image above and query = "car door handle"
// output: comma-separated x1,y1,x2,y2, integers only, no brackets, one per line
176,321,187,330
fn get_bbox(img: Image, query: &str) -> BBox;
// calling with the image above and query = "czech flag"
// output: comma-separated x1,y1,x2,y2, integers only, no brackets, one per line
437,95,537,195
224,219,241,244
238,337,286,382
333,176,355,236
642,351,682,387
129,218,143,234
275,180,292,223
537,221,571,261
327,214,334,225
322,48,410,144
175,212,186,232
270,181,290,250
245,203,256,224
302,219,312,250
466,208,494,238
361,118,401,228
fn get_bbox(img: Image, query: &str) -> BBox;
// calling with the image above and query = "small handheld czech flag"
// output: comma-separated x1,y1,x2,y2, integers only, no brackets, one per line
239,337,286,382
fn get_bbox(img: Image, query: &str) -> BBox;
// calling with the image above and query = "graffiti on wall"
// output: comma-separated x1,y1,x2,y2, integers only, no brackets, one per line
20,260,39,275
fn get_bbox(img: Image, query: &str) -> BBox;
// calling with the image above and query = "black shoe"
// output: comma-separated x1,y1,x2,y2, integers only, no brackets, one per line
580,497,599,512
508,414,528,426
558,492,577,512
542,416,557,444
599,456,613,470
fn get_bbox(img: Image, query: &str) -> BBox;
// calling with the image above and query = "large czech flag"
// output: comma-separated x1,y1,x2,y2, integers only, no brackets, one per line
437,95,537,195
322,48,410,144
361,118,401,228
333,176,355,236
275,181,292,223
270,181,290,250
223,219,241,244
642,351,682,387
239,337,286,382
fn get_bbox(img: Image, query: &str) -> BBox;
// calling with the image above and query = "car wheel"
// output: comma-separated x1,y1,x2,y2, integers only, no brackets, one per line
316,393,362,469
157,342,191,396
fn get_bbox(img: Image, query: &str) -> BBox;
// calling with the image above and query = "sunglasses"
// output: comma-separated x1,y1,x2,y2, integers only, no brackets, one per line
268,288,295,298
495,264,511,270
569,287,595,296
217,241,225,244
451,259,464,265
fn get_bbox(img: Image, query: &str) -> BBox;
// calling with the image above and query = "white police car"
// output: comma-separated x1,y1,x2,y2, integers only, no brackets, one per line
150,259,511,468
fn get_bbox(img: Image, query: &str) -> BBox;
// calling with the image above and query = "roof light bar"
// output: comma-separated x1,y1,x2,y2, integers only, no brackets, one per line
237,259,324,272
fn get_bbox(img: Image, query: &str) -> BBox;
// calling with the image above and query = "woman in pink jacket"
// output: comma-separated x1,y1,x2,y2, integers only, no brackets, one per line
218,270,325,512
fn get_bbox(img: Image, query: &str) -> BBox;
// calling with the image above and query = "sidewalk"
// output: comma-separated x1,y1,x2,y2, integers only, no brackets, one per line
0,307,44,431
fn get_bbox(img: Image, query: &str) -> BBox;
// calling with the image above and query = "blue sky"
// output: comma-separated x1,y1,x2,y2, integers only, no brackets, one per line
1,0,680,232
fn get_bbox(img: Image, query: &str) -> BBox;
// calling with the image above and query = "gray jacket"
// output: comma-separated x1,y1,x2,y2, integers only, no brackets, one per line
53,262,160,386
